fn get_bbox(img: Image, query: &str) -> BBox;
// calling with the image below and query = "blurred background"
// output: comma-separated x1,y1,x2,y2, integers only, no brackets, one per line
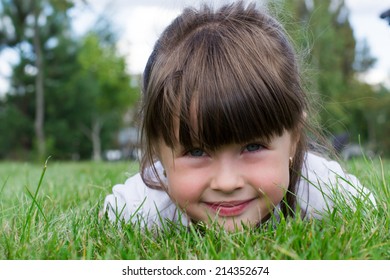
0,0,389,162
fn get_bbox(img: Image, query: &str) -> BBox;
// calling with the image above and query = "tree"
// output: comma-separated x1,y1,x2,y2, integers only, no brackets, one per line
72,25,138,161
1,2,140,160
274,1,374,131
0,0,74,160
32,0,45,160
269,0,390,157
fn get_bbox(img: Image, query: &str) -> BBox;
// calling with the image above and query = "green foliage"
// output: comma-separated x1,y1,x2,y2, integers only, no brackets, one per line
368,85,390,155
80,19,139,110
272,0,390,156
0,102,33,158
278,0,357,133
0,158,388,259
0,1,140,160
75,31,137,125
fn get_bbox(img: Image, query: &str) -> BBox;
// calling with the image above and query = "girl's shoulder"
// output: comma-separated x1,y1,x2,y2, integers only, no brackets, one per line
296,152,375,218
303,152,344,175
302,152,368,190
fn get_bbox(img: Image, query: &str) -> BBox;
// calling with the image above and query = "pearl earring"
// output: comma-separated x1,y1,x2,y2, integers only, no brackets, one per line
289,157,293,168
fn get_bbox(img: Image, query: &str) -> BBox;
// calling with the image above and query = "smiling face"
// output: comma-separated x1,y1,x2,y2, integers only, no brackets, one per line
140,3,309,228
158,130,297,231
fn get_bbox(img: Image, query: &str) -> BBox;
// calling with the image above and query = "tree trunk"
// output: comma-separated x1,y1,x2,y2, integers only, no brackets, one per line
33,0,45,159
91,118,102,161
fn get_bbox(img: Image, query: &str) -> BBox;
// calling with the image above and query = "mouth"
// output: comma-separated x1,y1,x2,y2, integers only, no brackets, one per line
203,198,256,217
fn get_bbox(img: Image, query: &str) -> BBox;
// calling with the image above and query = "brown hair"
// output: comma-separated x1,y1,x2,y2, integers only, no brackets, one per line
140,1,308,218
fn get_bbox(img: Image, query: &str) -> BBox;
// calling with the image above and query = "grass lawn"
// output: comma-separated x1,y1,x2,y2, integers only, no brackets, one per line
0,157,389,259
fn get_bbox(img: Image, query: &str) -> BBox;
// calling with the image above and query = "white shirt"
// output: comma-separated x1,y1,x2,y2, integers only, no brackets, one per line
103,152,375,228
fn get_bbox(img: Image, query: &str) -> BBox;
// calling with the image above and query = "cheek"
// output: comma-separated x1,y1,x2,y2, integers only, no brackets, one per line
166,172,205,204
249,164,290,203
257,179,287,204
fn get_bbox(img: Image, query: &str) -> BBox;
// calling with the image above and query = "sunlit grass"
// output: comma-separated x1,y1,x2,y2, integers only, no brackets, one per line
0,157,388,259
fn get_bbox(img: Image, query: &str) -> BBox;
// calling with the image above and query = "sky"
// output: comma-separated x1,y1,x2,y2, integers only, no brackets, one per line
345,0,390,84
1,0,389,95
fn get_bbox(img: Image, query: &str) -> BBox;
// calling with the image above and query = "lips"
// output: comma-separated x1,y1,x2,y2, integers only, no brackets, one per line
203,198,256,217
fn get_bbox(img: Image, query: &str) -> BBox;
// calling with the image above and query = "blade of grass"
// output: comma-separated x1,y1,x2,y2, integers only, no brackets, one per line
0,176,8,196
24,185,47,222
379,157,388,192
20,156,50,243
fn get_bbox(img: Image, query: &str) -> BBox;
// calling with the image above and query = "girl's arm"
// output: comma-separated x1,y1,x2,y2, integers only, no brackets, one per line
102,173,186,228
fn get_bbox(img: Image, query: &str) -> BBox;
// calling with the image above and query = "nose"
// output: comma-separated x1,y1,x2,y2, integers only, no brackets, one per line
210,158,244,193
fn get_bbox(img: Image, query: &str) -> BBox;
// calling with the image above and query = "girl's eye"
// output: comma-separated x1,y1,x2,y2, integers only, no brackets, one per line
187,148,205,157
244,143,263,152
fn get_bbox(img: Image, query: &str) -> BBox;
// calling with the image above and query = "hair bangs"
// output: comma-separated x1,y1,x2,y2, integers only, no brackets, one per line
177,76,287,151
173,27,302,151
143,2,305,156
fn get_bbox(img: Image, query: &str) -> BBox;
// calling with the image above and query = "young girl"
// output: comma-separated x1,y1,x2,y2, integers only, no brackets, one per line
103,1,374,231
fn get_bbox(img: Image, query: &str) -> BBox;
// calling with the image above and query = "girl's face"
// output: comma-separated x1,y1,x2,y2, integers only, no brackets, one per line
158,130,297,231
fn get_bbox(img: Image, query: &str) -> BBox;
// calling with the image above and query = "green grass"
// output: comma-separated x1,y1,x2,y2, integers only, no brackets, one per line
0,157,389,259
